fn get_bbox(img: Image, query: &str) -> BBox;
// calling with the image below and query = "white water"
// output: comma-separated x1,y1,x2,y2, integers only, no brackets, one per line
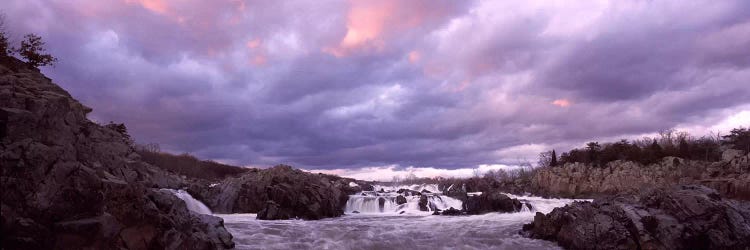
219,186,585,250
162,189,213,215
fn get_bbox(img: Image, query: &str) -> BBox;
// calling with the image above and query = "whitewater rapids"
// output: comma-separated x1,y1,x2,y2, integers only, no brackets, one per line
218,185,584,250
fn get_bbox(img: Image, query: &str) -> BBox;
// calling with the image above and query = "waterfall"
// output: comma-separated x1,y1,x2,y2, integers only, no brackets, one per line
345,185,586,215
345,188,462,214
163,189,213,215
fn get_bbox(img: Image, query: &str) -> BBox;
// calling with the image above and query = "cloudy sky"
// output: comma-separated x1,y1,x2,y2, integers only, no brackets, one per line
3,0,749,179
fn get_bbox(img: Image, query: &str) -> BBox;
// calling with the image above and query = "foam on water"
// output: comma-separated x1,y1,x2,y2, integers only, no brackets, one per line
219,185,584,250
162,189,213,215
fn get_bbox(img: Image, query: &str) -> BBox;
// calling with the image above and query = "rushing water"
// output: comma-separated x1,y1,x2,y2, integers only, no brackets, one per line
216,185,584,250
162,189,213,214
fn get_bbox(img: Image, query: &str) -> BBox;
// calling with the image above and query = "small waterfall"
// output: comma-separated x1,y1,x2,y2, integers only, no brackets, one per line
345,188,462,214
520,203,532,213
163,189,213,215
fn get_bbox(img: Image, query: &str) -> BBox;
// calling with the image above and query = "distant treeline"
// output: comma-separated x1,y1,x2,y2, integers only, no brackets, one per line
135,143,249,181
541,127,749,167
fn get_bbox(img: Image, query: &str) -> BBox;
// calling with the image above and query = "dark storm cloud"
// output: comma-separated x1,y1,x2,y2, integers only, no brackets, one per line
1,0,748,171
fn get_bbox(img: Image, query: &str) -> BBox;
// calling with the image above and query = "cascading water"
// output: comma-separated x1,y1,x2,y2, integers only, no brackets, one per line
219,184,588,249
162,189,213,215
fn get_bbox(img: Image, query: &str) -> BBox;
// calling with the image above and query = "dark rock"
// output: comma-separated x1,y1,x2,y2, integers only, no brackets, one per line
352,211,360,214
0,56,233,249
205,165,349,220
522,185,750,250
396,195,407,205
432,211,441,215
378,188,385,193
463,191,521,214
360,184,375,192
399,211,406,214
441,207,462,216
418,195,429,211
257,201,293,220
421,189,432,194
443,186,468,202
396,189,421,196
378,197,386,212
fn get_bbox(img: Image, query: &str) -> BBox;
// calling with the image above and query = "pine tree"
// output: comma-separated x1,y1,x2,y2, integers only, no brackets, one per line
550,149,558,166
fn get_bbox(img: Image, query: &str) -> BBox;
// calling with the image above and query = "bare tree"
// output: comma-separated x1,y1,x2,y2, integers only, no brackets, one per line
0,13,10,56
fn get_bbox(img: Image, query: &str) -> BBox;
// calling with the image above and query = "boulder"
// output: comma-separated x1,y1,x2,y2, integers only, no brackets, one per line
443,187,468,202
463,191,521,214
418,195,429,211
203,165,350,220
378,197,386,212
441,207,463,216
522,185,750,249
396,195,407,205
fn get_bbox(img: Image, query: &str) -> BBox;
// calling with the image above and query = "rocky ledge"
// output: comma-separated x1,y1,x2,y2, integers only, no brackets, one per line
522,185,750,249
193,165,363,220
0,56,233,249
530,154,750,200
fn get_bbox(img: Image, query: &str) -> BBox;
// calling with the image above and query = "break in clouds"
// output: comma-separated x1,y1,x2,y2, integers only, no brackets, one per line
2,0,749,176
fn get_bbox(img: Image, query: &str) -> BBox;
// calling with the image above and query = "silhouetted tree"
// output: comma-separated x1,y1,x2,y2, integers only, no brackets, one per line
0,14,10,57
17,34,57,67
550,149,558,167
678,137,690,158
722,127,750,153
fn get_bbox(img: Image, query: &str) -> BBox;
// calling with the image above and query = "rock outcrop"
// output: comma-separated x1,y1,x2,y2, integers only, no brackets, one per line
463,191,522,214
0,56,233,249
199,165,354,220
531,155,750,200
522,185,750,250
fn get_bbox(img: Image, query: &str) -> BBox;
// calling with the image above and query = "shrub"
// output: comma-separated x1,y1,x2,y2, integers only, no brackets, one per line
17,34,57,67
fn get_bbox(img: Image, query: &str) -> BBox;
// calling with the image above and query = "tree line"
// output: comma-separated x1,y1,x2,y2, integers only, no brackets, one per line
540,127,749,167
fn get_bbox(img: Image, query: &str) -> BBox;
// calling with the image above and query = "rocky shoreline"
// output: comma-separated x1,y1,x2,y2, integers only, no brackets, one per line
521,185,750,249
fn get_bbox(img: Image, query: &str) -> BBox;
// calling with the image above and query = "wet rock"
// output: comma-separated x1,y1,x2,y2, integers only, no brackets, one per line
396,189,421,196
463,191,521,214
257,201,293,220
205,165,349,220
378,197,386,212
379,188,386,193
441,207,462,216
443,187,468,202
396,195,407,205
421,189,432,194
522,185,750,250
352,211,360,214
418,195,429,211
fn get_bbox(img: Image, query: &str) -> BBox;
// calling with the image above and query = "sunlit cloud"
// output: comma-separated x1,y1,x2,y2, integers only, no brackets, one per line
408,50,421,64
551,99,571,107
246,39,262,49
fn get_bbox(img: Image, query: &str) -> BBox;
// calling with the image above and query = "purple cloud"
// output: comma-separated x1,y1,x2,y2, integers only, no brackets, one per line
2,0,748,171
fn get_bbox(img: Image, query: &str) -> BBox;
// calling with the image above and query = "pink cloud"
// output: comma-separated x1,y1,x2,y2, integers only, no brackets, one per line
551,99,571,107
408,50,421,64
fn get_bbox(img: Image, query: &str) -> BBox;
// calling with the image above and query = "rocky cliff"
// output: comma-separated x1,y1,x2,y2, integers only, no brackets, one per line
193,165,362,220
0,56,234,249
522,185,750,249
531,154,750,200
